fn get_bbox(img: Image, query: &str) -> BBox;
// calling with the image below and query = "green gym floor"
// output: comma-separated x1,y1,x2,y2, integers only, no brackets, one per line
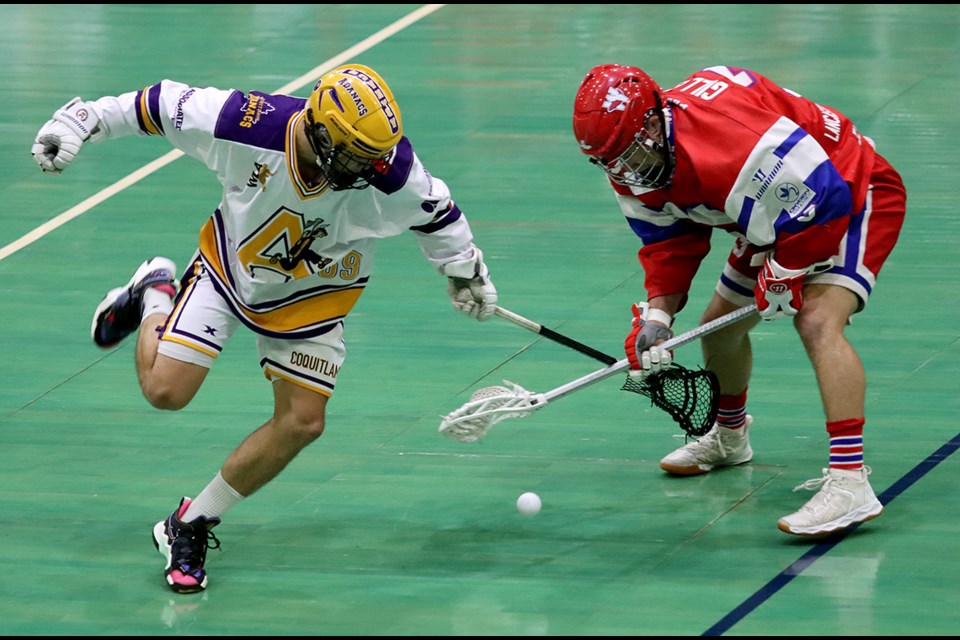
1,4,958,636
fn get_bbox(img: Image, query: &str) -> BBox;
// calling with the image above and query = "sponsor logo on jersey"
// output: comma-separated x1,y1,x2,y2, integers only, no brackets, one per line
785,188,816,221
775,182,800,204
239,93,275,129
751,160,784,201
173,88,195,130
247,162,275,191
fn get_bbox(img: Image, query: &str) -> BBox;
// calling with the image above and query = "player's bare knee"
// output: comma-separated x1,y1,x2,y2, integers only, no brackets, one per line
278,410,326,443
793,309,842,351
140,382,194,411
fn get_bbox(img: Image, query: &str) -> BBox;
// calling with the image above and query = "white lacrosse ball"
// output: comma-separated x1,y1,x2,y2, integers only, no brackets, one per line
517,492,541,516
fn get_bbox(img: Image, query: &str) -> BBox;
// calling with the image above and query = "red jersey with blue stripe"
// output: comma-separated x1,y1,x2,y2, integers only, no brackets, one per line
612,66,877,301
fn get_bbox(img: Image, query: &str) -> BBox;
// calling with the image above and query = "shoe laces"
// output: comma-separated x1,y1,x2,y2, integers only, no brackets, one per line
793,466,870,493
170,518,221,570
689,425,739,458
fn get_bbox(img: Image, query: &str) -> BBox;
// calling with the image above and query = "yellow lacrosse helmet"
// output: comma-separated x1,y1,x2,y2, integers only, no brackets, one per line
304,64,403,190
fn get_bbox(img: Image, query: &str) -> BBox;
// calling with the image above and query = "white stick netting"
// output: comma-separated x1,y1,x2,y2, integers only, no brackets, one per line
439,381,543,443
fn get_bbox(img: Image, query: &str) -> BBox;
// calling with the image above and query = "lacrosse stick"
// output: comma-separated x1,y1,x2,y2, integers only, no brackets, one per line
440,304,758,443
495,306,719,436
494,307,617,365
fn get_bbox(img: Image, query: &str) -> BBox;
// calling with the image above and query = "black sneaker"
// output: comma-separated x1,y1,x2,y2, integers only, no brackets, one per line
91,257,177,348
152,497,221,594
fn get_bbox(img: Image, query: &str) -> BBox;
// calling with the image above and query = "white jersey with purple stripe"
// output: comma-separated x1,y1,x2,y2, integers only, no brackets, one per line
89,80,476,338
609,66,878,302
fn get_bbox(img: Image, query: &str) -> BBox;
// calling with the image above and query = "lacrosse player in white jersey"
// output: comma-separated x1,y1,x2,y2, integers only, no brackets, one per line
31,64,498,594
573,64,906,538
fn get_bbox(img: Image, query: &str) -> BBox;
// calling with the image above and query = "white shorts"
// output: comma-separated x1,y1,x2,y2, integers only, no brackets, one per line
157,261,345,397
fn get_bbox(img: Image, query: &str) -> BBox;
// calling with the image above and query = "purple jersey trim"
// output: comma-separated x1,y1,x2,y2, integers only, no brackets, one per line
213,90,305,152
368,137,413,194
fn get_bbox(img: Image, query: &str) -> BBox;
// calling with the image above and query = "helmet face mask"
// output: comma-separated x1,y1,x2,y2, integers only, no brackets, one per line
597,114,670,189
573,64,673,190
304,64,402,191
304,113,380,191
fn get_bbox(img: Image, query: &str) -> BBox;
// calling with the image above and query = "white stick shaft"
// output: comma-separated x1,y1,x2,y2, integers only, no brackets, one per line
541,304,758,404
494,307,541,332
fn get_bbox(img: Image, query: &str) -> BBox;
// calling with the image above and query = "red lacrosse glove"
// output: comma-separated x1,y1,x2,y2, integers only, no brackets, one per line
624,302,674,378
754,256,809,320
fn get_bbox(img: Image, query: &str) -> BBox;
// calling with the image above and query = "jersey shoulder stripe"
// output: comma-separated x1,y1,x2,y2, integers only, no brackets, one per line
410,202,463,234
213,91,305,152
135,83,165,136
368,137,414,195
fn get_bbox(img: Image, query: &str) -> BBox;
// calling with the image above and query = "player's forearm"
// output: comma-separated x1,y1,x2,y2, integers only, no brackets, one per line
83,92,146,142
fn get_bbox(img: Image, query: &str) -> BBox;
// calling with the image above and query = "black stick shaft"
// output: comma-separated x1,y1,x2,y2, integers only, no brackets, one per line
493,307,618,366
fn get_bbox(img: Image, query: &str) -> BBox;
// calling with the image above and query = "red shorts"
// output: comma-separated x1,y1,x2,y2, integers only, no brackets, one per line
716,152,906,311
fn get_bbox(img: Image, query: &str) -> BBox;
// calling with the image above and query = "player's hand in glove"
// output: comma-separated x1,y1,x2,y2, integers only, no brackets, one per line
624,302,674,379
31,98,101,174
754,255,833,320
442,245,498,321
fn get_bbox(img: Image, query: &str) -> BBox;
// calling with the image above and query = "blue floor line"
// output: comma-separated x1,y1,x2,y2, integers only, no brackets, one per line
702,432,960,636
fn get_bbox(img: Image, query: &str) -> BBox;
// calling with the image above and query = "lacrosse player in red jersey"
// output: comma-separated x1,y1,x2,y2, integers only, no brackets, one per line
30,64,498,593
572,64,906,536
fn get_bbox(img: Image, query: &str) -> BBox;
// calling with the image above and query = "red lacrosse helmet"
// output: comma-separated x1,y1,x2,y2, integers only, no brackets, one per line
572,64,672,189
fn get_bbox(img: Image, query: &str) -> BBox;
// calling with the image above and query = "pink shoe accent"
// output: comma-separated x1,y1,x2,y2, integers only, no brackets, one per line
169,570,202,588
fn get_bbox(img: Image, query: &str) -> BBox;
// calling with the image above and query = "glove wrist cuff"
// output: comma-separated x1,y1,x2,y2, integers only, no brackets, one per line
765,256,807,280
441,245,487,280
53,98,100,142
645,308,673,327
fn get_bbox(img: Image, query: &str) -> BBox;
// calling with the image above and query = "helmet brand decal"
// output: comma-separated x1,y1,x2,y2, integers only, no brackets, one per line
336,78,368,117
602,87,630,113
341,68,400,134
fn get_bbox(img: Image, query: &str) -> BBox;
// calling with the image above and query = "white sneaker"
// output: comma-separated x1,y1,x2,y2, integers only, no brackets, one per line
777,466,883,536
659,415,753,475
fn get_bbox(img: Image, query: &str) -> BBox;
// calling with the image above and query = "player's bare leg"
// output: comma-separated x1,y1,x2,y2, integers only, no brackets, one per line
779,283,881,535
135,312,208,411
220,379,328,496
699,293,761,395
154,378,329,593
792,284,863,421
659,293,759,475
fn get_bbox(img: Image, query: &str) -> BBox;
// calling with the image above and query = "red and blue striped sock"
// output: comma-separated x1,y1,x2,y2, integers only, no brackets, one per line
827,418,865,470
716,389,748,430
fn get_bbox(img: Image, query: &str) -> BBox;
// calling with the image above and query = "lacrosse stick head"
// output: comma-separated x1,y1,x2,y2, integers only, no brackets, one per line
439,381,543,443
621,365,719,437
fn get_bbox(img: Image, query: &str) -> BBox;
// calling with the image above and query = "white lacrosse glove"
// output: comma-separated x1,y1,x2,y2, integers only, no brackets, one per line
624,302,674,379
441,246,498,321
754,255,835,320
31,97,101,174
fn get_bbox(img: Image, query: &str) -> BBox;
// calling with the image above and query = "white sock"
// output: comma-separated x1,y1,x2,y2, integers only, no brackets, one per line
182,471,244,522
142,287,174,318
